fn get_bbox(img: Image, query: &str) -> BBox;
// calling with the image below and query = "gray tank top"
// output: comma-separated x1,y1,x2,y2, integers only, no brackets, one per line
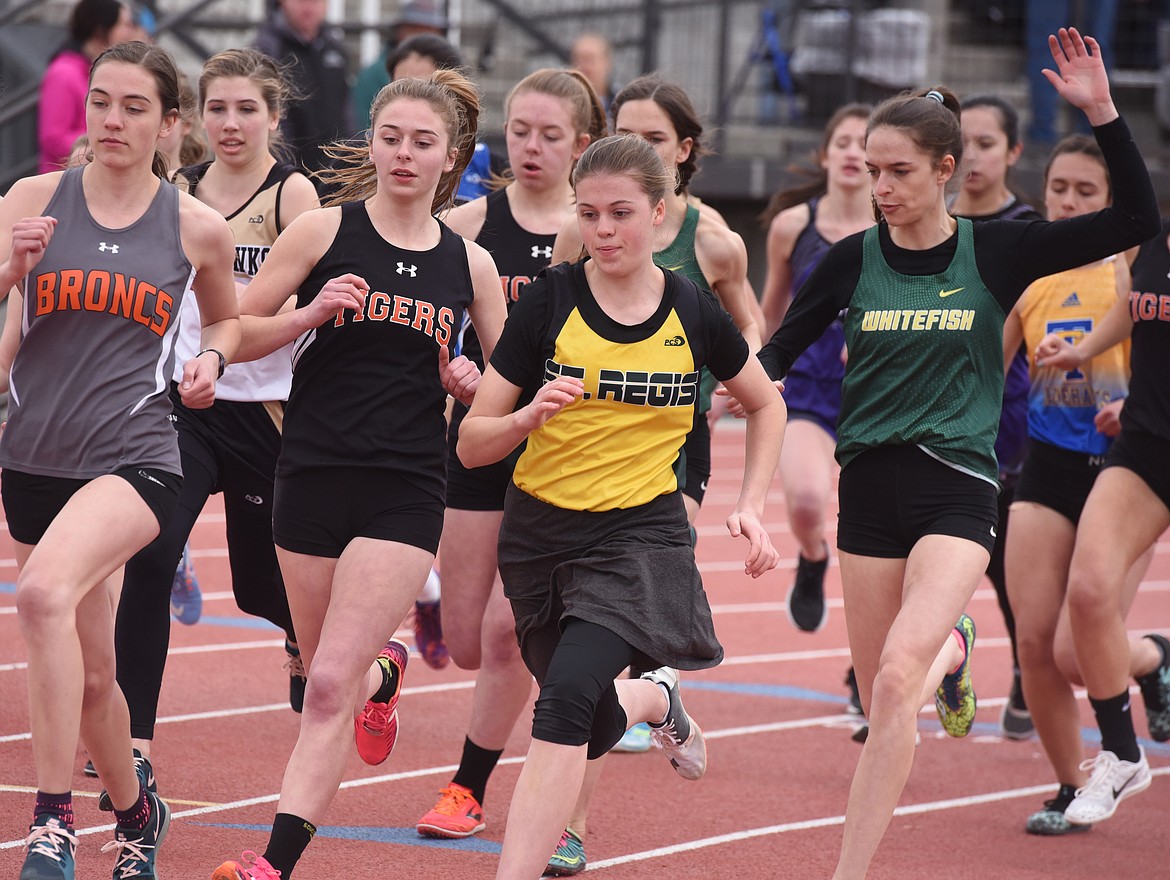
0,166,194,477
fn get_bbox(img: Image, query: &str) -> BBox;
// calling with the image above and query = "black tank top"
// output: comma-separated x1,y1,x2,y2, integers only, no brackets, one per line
279,201,474,496
458,188,557,370
1124,219,1170,439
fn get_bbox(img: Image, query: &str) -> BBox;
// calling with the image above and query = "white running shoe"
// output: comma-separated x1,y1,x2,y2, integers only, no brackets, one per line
642,667,706,780
1064,748,1151,825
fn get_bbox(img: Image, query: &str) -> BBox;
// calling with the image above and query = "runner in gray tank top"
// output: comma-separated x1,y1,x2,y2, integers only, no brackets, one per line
0,42,239,880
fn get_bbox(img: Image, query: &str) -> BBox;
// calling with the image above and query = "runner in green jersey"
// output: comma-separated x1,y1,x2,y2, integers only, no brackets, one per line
756,28,1158,880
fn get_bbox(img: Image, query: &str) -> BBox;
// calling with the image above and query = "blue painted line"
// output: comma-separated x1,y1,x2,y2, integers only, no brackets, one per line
197,615,281,631
683,679,1170,756
194,823,501,852
0,582,15,594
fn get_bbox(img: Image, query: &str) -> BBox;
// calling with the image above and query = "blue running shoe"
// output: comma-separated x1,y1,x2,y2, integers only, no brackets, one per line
101,791,170,879
612,722,652,753
170,544,202,625
20,815,77,880
546,826,586,876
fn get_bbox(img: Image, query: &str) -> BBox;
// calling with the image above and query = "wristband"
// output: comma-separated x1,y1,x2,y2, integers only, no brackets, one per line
197,348,226,379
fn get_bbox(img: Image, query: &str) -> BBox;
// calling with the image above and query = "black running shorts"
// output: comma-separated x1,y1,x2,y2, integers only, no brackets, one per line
837,445,999,558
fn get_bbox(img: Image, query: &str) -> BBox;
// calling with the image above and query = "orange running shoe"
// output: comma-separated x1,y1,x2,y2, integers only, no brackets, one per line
210,850,281,879
416,782,487,838
354,638,409,765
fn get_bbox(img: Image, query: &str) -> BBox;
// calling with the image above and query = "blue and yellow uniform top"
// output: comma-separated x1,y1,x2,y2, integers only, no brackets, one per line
490,260,749,512
1018,257,1129,456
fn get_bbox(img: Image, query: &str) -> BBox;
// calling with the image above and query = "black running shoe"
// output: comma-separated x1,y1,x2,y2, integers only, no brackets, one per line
1001,667,1034,740
1138,633,1170,742
285,640,306,714
787,545,829,633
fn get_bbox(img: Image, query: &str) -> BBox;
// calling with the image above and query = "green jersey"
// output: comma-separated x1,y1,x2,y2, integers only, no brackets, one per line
838,219,1005,483
654,204,717,414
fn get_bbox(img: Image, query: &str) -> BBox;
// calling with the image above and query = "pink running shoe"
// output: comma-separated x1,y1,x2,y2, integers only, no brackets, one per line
211,850,281,879
354,638,409,765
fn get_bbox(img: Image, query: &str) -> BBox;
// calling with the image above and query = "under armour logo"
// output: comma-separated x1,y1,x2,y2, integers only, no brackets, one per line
396,262,417,277
531,246,552,259
98,242,119,254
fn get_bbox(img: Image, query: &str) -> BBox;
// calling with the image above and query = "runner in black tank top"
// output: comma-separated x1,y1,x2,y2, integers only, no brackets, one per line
0,42,239,879
1033,216,1170,827
417,68,604,852
758,105,873,643
112,49,321,793
210,71,507,880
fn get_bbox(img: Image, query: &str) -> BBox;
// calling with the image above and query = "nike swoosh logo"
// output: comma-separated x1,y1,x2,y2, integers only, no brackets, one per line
939,287,964,298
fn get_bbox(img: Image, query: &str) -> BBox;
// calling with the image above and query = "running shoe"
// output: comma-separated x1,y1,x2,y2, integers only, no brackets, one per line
284,640,306,714
98,748,156,811
934,614,977,738
1137,632,1170,742
786,544,829,633
413,596,450,670
1025,785,1091,836
643,667,706,780
100,790,170,879
845,666,863,715
1000,666,1034,740
354,638,409,765
1065,748,1152,825
546,826,587,876
20,815,77,880
170,544,202,625
83,760,97,779
612,722,652,753
210,851,282,879
416,782,487,838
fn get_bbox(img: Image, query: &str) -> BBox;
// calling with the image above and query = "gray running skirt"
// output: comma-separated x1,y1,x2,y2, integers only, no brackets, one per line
497,483,723,681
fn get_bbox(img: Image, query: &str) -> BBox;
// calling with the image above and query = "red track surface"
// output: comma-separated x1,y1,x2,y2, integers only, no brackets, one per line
1,419,1167,878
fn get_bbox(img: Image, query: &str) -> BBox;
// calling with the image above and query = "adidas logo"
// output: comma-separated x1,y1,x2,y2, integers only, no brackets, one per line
1061,292,1081,308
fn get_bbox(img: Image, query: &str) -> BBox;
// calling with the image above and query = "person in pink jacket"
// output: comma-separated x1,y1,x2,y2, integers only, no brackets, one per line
38,0,136,173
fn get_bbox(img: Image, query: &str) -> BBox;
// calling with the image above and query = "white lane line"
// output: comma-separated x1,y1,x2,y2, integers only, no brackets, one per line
586,767,1170,872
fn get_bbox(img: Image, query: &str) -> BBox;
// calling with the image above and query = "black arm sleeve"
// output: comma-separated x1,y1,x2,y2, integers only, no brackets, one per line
757,233,864,380
974,116,1161,312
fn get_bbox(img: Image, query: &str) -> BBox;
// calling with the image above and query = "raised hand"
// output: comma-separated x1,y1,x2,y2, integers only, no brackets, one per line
1042,27,1117,125
518,376,584,432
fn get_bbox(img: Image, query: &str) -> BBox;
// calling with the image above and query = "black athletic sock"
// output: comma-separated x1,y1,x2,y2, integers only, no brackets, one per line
451,737,504,805
34,790,74,829
263,812,317,878
371,655,401,705
1089,690,1141,763
113,783,151,832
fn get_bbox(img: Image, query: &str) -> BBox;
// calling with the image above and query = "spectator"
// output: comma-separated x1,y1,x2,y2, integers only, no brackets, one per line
570,32,617,112
352,0,448,129
1026,0,1118,146
37,0,137,173
254,0,353,174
